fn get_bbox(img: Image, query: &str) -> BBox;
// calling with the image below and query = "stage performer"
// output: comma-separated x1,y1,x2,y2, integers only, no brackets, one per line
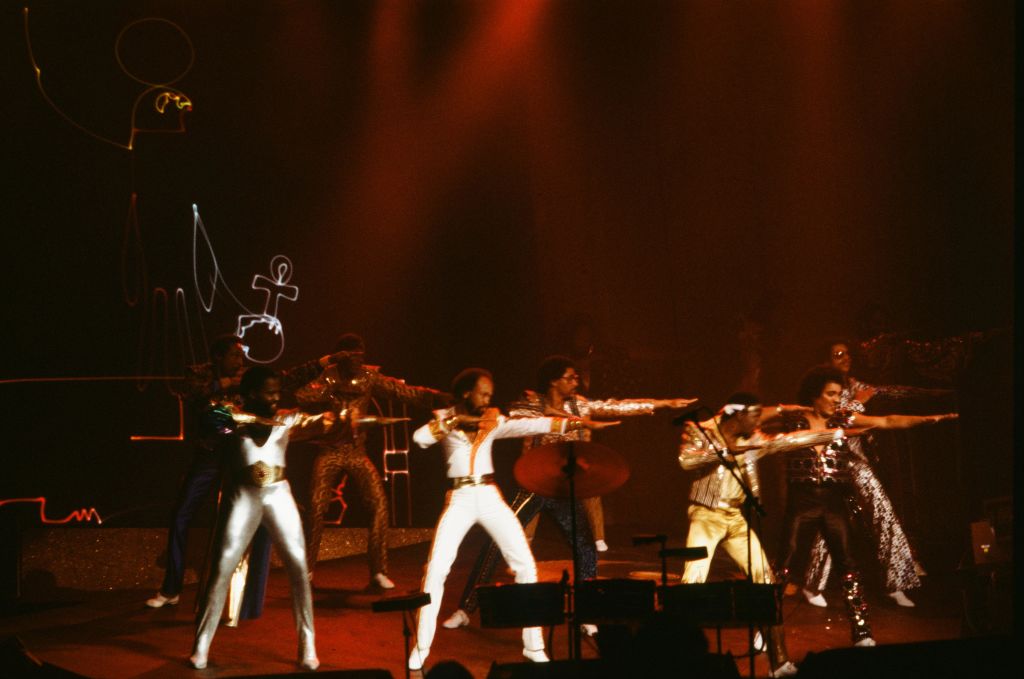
407,368,613,671
677,393,822,678
798,340,954,608
777,366,957,647
295,333,450,590
146,334,336,612
189,366,341,670
442,355,693,634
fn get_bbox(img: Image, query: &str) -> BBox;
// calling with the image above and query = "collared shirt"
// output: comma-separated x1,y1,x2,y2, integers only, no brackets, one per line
677,417,761,510
414,407,568,478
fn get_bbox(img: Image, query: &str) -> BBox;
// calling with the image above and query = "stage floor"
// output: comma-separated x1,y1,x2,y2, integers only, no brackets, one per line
2,524,970,678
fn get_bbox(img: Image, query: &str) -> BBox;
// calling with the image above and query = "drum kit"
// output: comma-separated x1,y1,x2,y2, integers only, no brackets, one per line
474,440,779,663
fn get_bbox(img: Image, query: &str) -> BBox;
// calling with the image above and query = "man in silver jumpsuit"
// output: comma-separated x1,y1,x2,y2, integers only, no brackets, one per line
189,366,339,671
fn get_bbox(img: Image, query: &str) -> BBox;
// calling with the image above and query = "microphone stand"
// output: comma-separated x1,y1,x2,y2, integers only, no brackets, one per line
562,440,582,662
691,416,764,679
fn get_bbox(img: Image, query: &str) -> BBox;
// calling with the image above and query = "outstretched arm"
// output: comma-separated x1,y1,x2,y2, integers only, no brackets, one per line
369,372,451,410
851,411,958,430
587,397,697,419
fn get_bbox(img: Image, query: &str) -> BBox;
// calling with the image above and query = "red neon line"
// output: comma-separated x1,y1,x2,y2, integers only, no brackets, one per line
0,497,103,525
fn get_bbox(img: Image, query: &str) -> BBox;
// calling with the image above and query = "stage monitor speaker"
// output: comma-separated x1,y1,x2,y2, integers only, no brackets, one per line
658,581,781,626
797,635,1011,679
575,578,654,624
486,659,607,678
487,654,740,679
477,582,565,628
234,671,391,678
0,636,88,677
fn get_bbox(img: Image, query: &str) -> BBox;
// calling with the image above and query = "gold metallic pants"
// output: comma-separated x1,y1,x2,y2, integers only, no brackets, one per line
193,480,314,662
306,443,390,577
682,504,789,670
682,504,773,584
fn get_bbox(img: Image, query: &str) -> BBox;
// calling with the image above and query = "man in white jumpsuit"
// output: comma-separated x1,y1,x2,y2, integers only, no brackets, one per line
408,368,613,671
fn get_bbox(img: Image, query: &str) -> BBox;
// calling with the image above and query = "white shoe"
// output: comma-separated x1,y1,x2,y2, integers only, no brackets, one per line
888,590,915,607
523,648,549,663
408,646,430,670
299,654,320,671
752,631,765,653
770,661,798,677
854,637,876,647
802,588,827,607
371,572,395,589
442,609,470,629
188,651,208,669
581,623,598,636
595,540,608,552
146,592,180,608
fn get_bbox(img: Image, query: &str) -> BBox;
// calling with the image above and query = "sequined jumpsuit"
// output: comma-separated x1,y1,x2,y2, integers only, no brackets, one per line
779,411,873,644
802,381,921,594
295,364,447,578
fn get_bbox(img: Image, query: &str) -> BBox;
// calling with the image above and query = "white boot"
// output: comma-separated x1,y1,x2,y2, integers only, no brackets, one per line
408,646,430,670
146,592,179,608
802,588,827,607
888,590,915,607
523,648,549,662
371,572,395,589
442,609,470,629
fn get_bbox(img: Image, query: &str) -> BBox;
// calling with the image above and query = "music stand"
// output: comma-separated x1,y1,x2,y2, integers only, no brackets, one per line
371,592,430,679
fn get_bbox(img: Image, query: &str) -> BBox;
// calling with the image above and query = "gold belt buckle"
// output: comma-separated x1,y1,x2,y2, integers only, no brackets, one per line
252,461,272,487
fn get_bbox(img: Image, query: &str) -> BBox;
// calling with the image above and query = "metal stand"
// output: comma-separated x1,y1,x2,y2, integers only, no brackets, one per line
563,441,583,662
378,399,412,526
371,592,430,679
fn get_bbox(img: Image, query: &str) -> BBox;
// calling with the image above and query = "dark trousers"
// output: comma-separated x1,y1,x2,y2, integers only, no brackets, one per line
458,488,597,613
161,452,273,620
778,483,857,581
161,453,221,597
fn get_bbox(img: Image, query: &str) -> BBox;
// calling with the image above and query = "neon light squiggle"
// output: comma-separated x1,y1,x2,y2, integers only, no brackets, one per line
0,497,103,525
324,477,349,526
192,205,299,364
23,8,194,151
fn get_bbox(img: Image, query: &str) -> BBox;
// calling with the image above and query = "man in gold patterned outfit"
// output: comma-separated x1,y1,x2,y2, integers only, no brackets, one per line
295,333,449,589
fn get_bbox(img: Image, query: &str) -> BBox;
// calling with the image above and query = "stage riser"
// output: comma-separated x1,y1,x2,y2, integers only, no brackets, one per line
18,527,432,592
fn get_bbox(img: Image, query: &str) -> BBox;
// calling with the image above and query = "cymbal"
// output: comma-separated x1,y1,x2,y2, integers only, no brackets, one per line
514,440,629,499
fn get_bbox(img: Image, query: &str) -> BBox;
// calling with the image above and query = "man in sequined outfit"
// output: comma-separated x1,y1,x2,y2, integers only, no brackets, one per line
798,340,954,608
440,355,693,633
678,393,814,678
777,366,956,647
295,333,449,589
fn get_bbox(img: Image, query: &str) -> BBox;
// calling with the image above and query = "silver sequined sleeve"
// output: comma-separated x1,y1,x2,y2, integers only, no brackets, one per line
586,399,656,418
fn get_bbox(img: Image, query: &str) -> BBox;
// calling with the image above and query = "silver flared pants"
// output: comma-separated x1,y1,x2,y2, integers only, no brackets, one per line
192,480,315,660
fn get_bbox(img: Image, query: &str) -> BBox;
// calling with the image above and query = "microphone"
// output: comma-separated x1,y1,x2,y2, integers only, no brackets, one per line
671,404,711,426
632,534,667,546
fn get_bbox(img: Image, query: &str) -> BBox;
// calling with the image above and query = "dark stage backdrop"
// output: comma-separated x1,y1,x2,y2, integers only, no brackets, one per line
2,1,1013,568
